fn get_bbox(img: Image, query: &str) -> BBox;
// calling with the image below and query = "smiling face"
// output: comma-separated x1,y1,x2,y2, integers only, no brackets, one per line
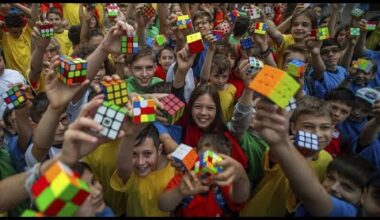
291,14,313,42
131,56,156,88
349,99,372,122
53,113,69,145
47,13,63,33
193,16,213,37
353,69,376,86
320,45,341,68
133,137,160,177
158,49,175,72
327,100,352,126
191,94,217,130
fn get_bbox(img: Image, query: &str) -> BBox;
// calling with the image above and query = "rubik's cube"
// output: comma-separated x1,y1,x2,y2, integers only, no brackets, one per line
93,101,127,140
351,8,364,17
99,79,128,106
30,161,90,216
247,8,261,20
177,15,192,30
194,150,223,179
294,130,319,156
316,27,330,40
132,96,156,123
187,32,204,54
212,30,224,41
147,26,159,38
215,21,231,34
107,4,119,17
142,4,156,19
155,35,167,46
247,57,263,75
159,94,185,125
56,56,87,86
21,209,45,217
249,65,301,109
286,59,306,77
40,24,54,38
171,144,199,172
354,58,373,73
121,34,138,54
1,85,26,110
254,22,268,35
285,97,297,112
227,9,240,23
350,27,360,36
240,37,254,49
366,21,377,31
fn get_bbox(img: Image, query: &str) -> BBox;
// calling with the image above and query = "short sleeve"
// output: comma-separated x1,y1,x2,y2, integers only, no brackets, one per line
109,169,134,192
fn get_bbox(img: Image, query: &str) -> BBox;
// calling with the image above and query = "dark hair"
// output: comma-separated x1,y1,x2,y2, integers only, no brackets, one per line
72,161,93,176
188,83,223,131
290,9,318,30
233,16,250,37
46,7,63,19
290,95,333,124
192,10,213,23
146,81,172,94
155,45,175,64
68,25,81,46
197,132,231,155
325,87,355,108
4,13,24,28
2,108,14,128
135,124,161,149
30,92,49,123
131,47,156,66
321,38,340,49
327,155,375,190
86,29,104,41
211,54,231,75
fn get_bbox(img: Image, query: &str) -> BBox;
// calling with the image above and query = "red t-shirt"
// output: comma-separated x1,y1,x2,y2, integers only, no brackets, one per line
154,64,166,80
227,69,245,99
166,174,246,217
324,129,342,158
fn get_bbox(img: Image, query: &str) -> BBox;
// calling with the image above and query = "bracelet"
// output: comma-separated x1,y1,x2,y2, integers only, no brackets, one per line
260,47,271,57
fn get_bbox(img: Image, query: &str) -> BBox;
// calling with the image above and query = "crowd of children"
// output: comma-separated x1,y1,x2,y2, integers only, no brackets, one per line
0,3,379,217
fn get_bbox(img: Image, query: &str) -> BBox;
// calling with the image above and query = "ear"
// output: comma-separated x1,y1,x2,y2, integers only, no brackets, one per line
290,121,297,135
157,144,163,155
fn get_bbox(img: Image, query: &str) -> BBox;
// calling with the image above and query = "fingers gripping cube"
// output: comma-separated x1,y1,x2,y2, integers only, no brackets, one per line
158,94,185,125
142,4,156,19
354,58,374,73
247,57,264,75
286,59,306,77
194,150,223,180
155,35,167,46
187,32,204,54
30,161,91,216
121,34,138,54
254,22,268,35
56,56,87,86
294,130,319,156
177,15,192,30
99,79,128,106
93,101,127,140
366,21,377,31
171,144,199,172
107,4,119,17
132,96,156,123
1,85,26,110
40,24,54,38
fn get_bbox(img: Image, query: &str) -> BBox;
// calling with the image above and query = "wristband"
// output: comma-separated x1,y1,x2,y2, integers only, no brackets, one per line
260,47,271,57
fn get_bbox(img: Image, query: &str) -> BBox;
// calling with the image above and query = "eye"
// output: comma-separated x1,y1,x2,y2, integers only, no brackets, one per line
144,152,152,157
342,184,353,192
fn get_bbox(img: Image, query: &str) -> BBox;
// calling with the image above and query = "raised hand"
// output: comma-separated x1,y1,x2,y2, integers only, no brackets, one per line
99,20,135,55
179,171,210,196
211,154,247,186
176,45,197,72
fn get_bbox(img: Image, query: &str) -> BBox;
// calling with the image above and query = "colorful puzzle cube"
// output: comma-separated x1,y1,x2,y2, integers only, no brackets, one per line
247,8,261,20
227,9,240,23
194,150,223,179
350,27,360,36
354,58,373,73
187,32,204,54
1,85,26,110
93,101,127,140
142,4,156,18
155,35,167,46
31,161,90,216
294,130,319,156
366,21,377,31
121,34,138,54
171,144,199,172
147,26,159,38
215,21,231,34
56,56,87,86
159,94,185,125
351,8,364,17
316,27,330,40
212,30,224,41
177,15,192,30
285,97,297,112
21,209,45,217
107,4,119,17
240,37,254,49
99,79,128,106
249,65,301,108
247,57,263,75
254,22,268,35
132,96,156,123
286,59,306,77
40,24,54,38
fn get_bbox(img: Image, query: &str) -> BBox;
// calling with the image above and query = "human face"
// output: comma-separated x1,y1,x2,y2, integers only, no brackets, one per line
227,54,236,70
209,69,229,91
337,29,348,47
44,46,59,61
7,27,23,38
192,94,217,130
361,187,380,217
47,13,62,32
89,35,104,47
93,64,106,84
131,56,156,88
193,16,213,37
171,4,182,15
353,70,375,86
291,114,333,150
291,14,312,41
349,100,372,122
158,49,175,72
313,6,322,18
321,46,341,68
133,138,160,177
327,100,352,126
0,56,5,76
323,171,363,205
89,16,97,29
53,113,69,145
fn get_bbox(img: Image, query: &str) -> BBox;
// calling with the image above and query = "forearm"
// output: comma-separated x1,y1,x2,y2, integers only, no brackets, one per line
358,118,380,147
200,48,215,83
79,16,89,45
340,44,355,69
157,4,168,35
136,25,146,48
311,51,325,80
266,20,284,47
86,43,110,81
116,135,135,183
29,45,46,83
230,90,254,140
14,105,33,152
173,68,188,89
31,3,39,23
328,9,338,37
158,187,184,212
354,30,368,57
12,3,32,18
259,43,277,67
161,136,179,154
126,4,136,20
277,15,292,34
230,172,250,203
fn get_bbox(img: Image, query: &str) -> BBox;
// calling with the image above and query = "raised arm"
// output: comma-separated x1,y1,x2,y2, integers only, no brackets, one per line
14,99,34,153
157,3,169,36
263,10,284,47
199,33,216,83
172,46,197,89
354,19,368,57
357,100,380,149
305,37,325,80
327,4,339,37
340,35,358,69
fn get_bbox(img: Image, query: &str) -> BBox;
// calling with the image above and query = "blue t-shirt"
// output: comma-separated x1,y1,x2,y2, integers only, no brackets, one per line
309,66,348,98
351,137,380,169
295,196,358,217
6,135,28,173
95,206,115,217
337,118,367,151
191,42,209,81
363,49,380,87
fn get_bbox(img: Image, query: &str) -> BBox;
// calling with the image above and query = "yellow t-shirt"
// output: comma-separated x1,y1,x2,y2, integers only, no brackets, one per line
95,4,106,34
110,162,175,217
82,140,126,216
240,149,332,217
54,30,73,56
0,24,32,78
276,34,295,70
62,3,80,27
218,83,236,123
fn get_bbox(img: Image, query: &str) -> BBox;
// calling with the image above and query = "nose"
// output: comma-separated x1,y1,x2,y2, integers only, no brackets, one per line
136,155,145,166
328,182,340,195
200,107,208,115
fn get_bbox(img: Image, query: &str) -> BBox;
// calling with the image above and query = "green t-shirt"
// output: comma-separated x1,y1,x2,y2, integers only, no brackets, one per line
0,147,29,216
125,76,163,94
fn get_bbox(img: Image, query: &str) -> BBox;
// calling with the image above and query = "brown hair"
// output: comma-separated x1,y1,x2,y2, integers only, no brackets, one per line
283,44,309,64
290,95,333,123
211,54,231,75
131,47,155,65
290,9,318,30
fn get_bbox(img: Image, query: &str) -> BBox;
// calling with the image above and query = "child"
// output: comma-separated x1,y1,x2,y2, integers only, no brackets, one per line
154,46,176,80
324,88,355,157
158,133,250,217
251,98,378,216
110,123,175,216
46,7,73,56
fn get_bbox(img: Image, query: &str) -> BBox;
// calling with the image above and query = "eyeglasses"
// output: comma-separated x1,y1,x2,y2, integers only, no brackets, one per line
132,65,155,73
59,115,69,126
321,48,340,56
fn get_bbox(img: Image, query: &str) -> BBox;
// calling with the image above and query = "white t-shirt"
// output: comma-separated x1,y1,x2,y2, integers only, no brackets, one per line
24,142,61,169
0,69,27,118
66,89,90,124
166,62,195,103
